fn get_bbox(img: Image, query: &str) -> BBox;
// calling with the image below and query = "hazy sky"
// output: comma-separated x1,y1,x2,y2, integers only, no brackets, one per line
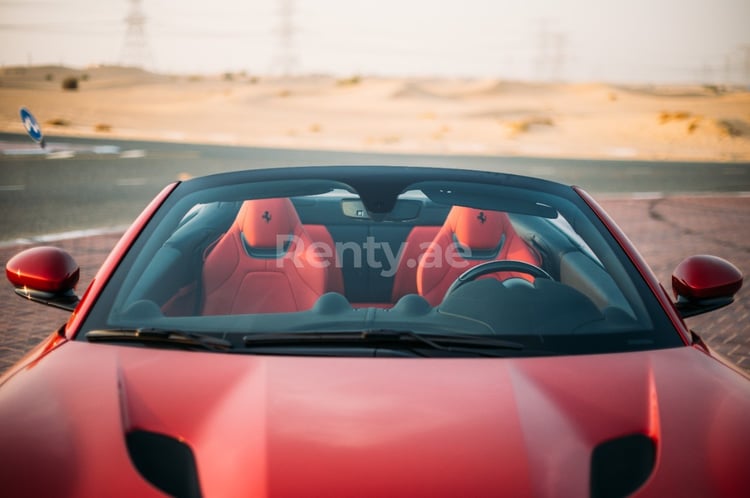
1,0,749,84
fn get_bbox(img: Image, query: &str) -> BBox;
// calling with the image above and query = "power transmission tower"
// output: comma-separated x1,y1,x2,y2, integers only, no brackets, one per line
534,20,565,81
534,19,551,81
271,0,299,76
551,32,566,81
120,0,153,69
742,45,750,86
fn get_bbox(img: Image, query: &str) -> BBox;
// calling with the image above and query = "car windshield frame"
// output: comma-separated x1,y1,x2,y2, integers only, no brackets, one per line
78,166,682,356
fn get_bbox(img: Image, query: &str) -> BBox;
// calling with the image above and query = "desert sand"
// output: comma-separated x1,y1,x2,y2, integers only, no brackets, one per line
1,65,749,161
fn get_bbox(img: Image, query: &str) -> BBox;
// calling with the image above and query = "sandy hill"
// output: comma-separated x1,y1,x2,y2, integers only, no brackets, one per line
1,65,748,161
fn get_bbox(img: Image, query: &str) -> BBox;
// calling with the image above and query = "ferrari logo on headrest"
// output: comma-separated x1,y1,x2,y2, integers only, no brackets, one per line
477,211,486,224
262,211,272,223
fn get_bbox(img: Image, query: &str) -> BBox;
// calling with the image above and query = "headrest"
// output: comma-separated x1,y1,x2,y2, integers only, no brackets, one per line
448,206,510,250
235,198,301,248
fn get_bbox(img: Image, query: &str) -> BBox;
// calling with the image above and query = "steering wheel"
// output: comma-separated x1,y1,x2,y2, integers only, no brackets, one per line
443,260,552,299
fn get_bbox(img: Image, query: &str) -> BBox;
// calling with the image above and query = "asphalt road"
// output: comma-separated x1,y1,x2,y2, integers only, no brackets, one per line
1,132,749,241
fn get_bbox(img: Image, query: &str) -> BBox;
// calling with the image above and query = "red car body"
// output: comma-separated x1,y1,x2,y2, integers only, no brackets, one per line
1,166,747,497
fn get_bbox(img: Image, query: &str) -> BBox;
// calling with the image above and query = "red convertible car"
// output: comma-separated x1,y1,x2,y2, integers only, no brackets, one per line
1,166,748,497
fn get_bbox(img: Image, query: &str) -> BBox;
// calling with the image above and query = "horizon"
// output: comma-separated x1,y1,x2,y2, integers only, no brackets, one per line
1,0,750,85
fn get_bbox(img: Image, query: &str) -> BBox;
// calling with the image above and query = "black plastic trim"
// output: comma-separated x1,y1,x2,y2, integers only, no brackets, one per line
126,430,202,498
590,434,656,498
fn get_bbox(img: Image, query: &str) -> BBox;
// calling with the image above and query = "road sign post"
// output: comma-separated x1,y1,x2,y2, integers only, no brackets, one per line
19,107,46,149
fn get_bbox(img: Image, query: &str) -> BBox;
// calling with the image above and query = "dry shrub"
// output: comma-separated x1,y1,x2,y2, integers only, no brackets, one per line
46,118,70,127
61,76,79,91
431,125,451,140
277,89,291,97
309,123,322,133
658,111,691,124
337,75,362,87
504,117,554,136
702,85,721,95
94,123,112,132
717,120,747,138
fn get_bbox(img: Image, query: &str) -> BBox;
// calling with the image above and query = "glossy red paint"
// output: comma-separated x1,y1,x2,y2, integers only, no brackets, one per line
672,254,743,300
574,187,691,345
1,342,749,498
5,246,79,293
0,329,67,385
64,183,178,339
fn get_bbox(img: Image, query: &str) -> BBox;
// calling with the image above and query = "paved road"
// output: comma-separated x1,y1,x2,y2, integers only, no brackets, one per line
1,134,749,374
2,132,749,241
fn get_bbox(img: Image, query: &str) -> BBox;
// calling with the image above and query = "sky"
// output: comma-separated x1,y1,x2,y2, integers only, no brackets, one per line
1,0,749,84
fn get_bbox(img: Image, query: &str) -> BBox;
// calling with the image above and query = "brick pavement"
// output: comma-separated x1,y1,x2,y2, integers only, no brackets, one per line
1,196,748,374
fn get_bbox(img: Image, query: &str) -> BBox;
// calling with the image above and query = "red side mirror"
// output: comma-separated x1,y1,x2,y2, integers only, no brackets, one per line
672,255,743,318
5,246,80,311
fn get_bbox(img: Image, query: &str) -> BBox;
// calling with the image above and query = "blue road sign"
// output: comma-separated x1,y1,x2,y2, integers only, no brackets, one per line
20,107,44,144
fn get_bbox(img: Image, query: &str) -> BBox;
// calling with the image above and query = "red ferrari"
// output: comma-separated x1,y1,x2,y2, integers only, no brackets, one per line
1,166,748,497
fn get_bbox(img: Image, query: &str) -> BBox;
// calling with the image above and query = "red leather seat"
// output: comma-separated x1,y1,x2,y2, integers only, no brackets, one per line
416,206,540,306
202,198,327,314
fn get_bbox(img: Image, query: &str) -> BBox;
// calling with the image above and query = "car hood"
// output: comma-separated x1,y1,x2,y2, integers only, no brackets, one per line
1,342,749,498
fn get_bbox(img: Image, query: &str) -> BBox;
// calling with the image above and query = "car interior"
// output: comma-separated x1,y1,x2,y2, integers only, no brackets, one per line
114,182,650,340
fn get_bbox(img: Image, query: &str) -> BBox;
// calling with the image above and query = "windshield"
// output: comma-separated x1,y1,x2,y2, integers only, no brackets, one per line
80,172,680,356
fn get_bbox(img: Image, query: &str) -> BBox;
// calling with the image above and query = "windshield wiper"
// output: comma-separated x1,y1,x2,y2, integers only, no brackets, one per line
86,328,233,352
242,330,525,357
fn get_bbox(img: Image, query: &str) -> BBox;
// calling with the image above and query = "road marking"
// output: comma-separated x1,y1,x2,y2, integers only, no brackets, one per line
46,150,76,159
1,148,47,156
92,145,120,154
120,149,146,158
0,184,26,191
0,225,129,248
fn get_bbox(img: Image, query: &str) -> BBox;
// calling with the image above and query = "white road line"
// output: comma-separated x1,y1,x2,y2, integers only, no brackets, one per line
46,150,76,159
1,149,47,156
0,225,129,249
0,185,26,191
120,149,146,159
92,146,120,154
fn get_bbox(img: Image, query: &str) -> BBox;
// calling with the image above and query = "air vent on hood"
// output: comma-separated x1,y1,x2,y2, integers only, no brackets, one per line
590,434,656,498
126,430,202,498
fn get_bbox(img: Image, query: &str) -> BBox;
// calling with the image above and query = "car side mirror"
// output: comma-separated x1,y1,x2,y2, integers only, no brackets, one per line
5,246,81,311
672,255,743,318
